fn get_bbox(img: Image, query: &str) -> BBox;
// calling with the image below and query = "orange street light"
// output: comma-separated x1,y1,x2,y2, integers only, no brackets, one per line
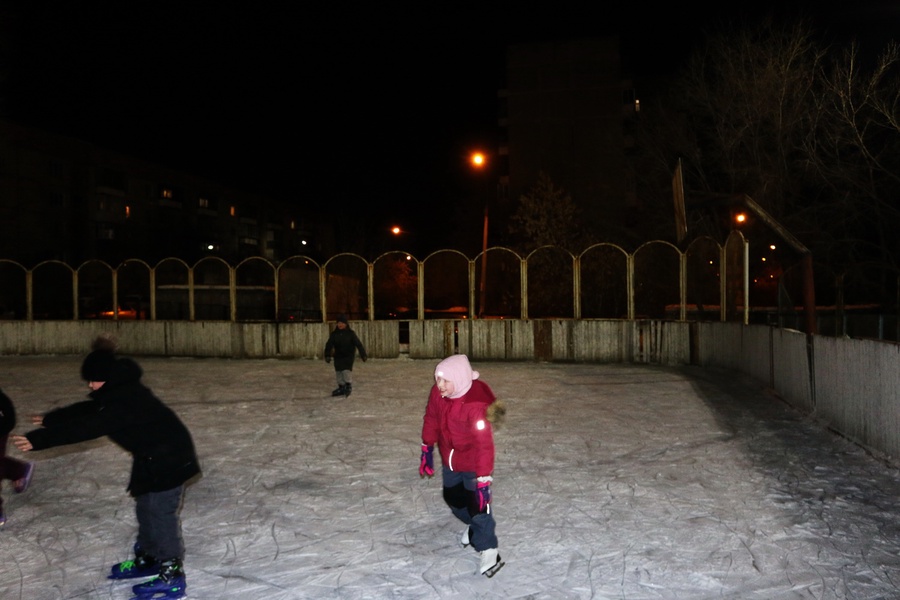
469,151,490,317
391,226,402,235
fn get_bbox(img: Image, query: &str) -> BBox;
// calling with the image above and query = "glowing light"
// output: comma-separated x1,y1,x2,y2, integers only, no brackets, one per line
470,152,486,168
476,419,485,430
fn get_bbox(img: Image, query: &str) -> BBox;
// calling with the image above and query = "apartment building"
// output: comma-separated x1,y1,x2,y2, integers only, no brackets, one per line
0,119,327,267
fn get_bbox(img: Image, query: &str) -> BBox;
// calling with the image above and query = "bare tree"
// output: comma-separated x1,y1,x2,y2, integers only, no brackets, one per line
805,41,900,274
638,16,900,307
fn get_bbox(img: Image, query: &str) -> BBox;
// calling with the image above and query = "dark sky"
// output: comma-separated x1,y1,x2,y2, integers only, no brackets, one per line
3,2,898,242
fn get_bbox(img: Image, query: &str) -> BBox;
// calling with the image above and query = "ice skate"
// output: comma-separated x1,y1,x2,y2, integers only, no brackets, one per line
343,383,352,397
479,548,504,577
131,559,186,599
331,385,345,397
0,511,6,527
109,553,159,580
14,462,34,493
460,526,472,548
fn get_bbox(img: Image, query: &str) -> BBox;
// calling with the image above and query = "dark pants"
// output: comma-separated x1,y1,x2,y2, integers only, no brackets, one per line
334,368,353,386
135,485,186,562
0,434,29,513
441,466,498,551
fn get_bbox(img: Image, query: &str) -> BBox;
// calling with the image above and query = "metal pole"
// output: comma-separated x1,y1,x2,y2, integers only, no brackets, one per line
743,238,749,325
478,204,488,318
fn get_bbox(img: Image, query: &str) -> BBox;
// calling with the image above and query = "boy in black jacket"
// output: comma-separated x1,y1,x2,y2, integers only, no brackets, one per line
12,335,200,600
324,314,367,397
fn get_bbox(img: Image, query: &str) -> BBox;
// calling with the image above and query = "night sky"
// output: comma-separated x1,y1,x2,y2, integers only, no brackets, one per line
3,2,898,249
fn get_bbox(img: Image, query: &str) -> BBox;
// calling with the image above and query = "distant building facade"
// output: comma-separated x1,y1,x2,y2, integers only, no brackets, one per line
499,38,641,236
0,119,330,267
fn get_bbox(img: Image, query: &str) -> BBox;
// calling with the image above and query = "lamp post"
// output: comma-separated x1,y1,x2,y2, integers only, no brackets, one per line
470,151,489,318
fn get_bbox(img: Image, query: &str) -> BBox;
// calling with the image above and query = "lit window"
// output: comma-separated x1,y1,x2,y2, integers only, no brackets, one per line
161,188,173,199
125,205,131,218
229,206,236,217
198,197,209,208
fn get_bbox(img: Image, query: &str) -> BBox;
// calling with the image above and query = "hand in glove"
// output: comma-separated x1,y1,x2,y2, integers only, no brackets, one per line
325,356,331,363
476,476,493,512
419,444,434,478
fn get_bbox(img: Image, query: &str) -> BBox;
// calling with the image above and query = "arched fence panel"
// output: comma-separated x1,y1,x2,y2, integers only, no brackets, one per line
236,257,276,322
155,258,190,320
373,252,418,319
194,257,232,321
423,250,470,319
78,260,114,319
0,260,27,320
579,244,628,319
117,259,152,320
32,260,74,320
276,256,321,322
477,247,521,318
324,254,368,321
633,241,681,319
526,246,574,319
1,241,892,341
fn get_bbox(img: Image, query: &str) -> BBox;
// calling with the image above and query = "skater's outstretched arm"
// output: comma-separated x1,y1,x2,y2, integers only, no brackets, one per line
10,435,32,452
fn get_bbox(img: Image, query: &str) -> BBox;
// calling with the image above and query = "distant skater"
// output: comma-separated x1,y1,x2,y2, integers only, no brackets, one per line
324,314,367,397
12,335,200,600
419,354,506,577
0,388,34,527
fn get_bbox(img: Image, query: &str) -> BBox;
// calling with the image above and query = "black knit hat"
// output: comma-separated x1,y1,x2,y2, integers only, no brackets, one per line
80,333,119,382
81,349,116,381
337,314,348,324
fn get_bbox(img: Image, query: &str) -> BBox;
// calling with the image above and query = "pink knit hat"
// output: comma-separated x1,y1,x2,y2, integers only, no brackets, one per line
434,354,480,398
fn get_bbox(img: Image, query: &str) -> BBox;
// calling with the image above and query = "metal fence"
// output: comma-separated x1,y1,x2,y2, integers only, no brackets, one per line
0,236,752,323
1,232,896,339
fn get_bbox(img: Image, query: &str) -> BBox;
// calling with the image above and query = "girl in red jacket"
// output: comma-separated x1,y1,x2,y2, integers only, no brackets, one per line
420,354,505,577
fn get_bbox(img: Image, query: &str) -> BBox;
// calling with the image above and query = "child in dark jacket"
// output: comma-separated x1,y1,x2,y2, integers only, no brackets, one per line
11,335,200,599
324,314,367,397
0,388,34,526
419,354,506,577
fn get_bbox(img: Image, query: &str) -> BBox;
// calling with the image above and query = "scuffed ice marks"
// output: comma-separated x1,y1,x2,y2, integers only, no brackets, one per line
1,358,900,598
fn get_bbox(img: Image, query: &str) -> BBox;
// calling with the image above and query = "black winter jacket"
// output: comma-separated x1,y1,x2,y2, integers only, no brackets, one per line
25,358,201,496
324,327,367,371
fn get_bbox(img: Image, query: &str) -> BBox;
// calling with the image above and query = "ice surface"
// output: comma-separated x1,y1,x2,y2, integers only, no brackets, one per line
2,355,900,599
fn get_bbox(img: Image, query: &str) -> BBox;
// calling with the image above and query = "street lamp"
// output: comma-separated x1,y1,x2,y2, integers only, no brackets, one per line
470,151,489,318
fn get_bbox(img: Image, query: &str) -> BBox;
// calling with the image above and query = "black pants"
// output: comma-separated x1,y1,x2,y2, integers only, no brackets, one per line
135,485,186,562
441,467,498,551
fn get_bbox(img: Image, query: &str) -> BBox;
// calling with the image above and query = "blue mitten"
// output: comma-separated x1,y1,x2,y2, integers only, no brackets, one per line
419,444,434,478
476,476,493,511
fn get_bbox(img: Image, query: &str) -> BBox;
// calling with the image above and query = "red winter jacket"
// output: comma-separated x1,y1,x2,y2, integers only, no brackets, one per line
421,379,496,477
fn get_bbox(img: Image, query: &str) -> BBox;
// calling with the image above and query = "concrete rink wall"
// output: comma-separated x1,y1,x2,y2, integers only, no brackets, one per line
2,355,900,599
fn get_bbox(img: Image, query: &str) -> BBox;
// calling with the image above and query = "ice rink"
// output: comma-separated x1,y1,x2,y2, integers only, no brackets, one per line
2,354,900,599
